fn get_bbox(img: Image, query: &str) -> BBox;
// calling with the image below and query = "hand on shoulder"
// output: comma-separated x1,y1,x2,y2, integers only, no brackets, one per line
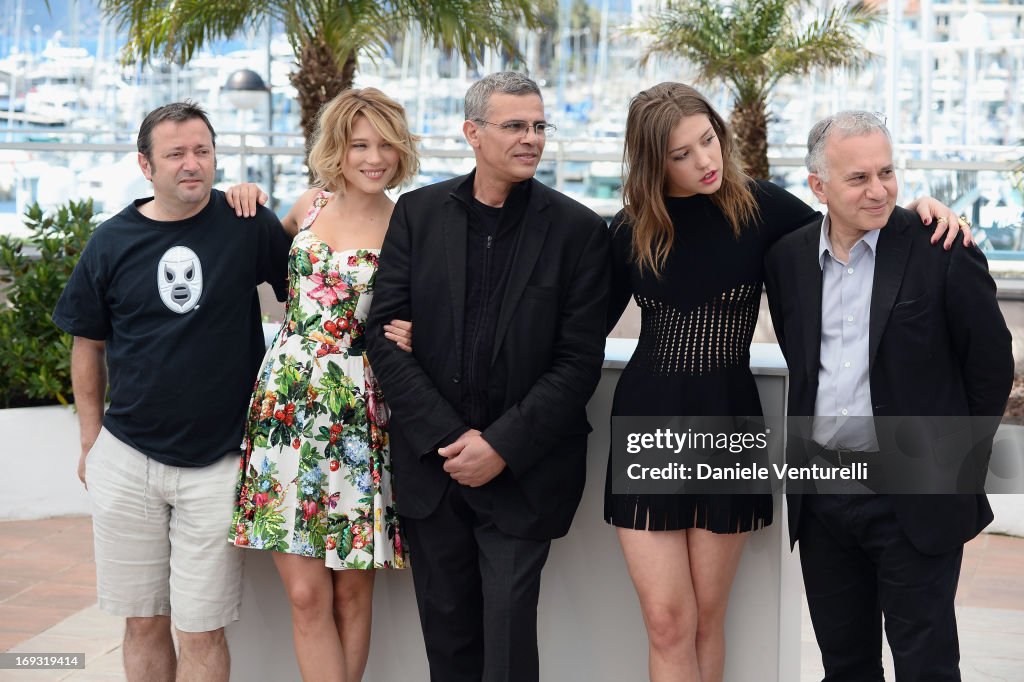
224,183,268,218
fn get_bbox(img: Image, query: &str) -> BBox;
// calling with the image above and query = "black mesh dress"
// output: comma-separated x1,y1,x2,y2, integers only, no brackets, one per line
605,180,819,532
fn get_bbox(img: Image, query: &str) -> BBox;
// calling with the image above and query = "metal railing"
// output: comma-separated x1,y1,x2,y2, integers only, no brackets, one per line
2,131,1022,265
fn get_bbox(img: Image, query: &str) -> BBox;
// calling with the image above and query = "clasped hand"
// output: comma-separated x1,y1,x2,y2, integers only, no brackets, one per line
439,429,506,487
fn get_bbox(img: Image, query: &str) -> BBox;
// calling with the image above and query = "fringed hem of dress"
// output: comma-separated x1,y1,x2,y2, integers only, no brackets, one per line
604,493,773,534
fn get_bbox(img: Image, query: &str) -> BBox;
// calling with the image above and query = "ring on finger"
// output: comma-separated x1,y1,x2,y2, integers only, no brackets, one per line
936,216,949,224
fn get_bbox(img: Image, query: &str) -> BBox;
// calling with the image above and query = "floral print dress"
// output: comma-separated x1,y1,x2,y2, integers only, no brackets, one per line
229,191,406,569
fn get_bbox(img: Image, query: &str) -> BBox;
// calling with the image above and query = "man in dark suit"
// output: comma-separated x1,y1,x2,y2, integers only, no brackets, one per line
764,111,1013,681
365,72,609,682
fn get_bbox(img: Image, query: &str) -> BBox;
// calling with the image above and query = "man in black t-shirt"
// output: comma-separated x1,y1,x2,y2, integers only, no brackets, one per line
52,102,289,681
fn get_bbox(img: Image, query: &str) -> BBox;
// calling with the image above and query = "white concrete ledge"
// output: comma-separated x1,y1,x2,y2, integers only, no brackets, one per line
227,344,802,681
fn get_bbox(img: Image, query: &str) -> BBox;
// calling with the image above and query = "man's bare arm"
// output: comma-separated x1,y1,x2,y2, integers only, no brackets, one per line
72,336,107,487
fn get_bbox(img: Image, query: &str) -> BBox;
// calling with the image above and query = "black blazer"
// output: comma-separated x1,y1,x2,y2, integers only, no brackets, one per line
764,207,1013,555
366,173,610,540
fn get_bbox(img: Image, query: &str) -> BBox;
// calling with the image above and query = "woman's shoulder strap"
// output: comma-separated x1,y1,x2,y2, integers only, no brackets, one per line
298,190,332,232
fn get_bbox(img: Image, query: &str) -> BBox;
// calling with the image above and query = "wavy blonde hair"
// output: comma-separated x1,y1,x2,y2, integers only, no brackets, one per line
307,88,419,192
622,82,758,277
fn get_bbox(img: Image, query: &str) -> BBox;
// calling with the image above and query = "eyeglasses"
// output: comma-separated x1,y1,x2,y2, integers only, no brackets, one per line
472,119,557,137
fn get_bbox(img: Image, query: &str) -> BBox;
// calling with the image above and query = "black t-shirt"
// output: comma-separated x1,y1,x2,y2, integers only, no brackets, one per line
53,190,291,467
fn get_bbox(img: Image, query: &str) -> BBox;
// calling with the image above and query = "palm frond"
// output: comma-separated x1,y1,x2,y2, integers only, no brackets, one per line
637,0,878,105
766,1,881,94
105,0,547,72
284,0,389,69
637,0,789,103
732,0,788,57
637,5,730,73
391,0,548,65
101,0,274,65
638,4,729,63
634,0,880,177
103,0,558,153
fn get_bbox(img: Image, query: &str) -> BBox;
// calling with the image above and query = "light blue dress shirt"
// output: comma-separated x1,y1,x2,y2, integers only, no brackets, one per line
812,215,880,452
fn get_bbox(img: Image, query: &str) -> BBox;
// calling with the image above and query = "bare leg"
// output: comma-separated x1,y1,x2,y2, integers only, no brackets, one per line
274,552,347,681
176,628,229,682
333,570,376,682
123,616,176,682
687,528,749,682
617,527,700,682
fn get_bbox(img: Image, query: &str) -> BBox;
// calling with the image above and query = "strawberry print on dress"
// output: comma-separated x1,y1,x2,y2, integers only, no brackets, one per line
229,191,406,569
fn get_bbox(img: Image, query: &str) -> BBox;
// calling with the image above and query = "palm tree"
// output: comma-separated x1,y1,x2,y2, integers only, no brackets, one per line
637,0,879,179
101,0,547,149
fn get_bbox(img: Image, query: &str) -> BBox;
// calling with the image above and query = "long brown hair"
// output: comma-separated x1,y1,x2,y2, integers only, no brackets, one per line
622,82,758,277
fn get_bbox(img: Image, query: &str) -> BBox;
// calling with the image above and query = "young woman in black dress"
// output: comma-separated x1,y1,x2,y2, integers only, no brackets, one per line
605,82,967,682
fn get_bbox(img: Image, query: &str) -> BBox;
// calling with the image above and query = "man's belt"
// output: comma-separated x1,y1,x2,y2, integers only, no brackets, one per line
815,448,878,468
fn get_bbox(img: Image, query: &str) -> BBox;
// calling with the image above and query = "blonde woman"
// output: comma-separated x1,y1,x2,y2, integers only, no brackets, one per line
606,82,967,682
227,88,417,682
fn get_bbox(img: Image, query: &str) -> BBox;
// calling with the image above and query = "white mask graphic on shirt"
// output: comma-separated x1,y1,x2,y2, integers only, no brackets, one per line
157,246,203,313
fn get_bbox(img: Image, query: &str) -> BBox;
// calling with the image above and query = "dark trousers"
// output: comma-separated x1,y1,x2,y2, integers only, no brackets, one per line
799,494,964,682
401,482,552,682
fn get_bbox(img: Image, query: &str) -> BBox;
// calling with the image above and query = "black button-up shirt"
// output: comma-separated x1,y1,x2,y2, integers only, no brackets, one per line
453,175,530,429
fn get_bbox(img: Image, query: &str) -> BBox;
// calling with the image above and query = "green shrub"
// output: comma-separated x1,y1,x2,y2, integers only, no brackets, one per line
0,200,98,407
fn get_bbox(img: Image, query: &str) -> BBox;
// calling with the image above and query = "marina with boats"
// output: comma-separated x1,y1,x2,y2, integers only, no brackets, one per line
0,0,1021,258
